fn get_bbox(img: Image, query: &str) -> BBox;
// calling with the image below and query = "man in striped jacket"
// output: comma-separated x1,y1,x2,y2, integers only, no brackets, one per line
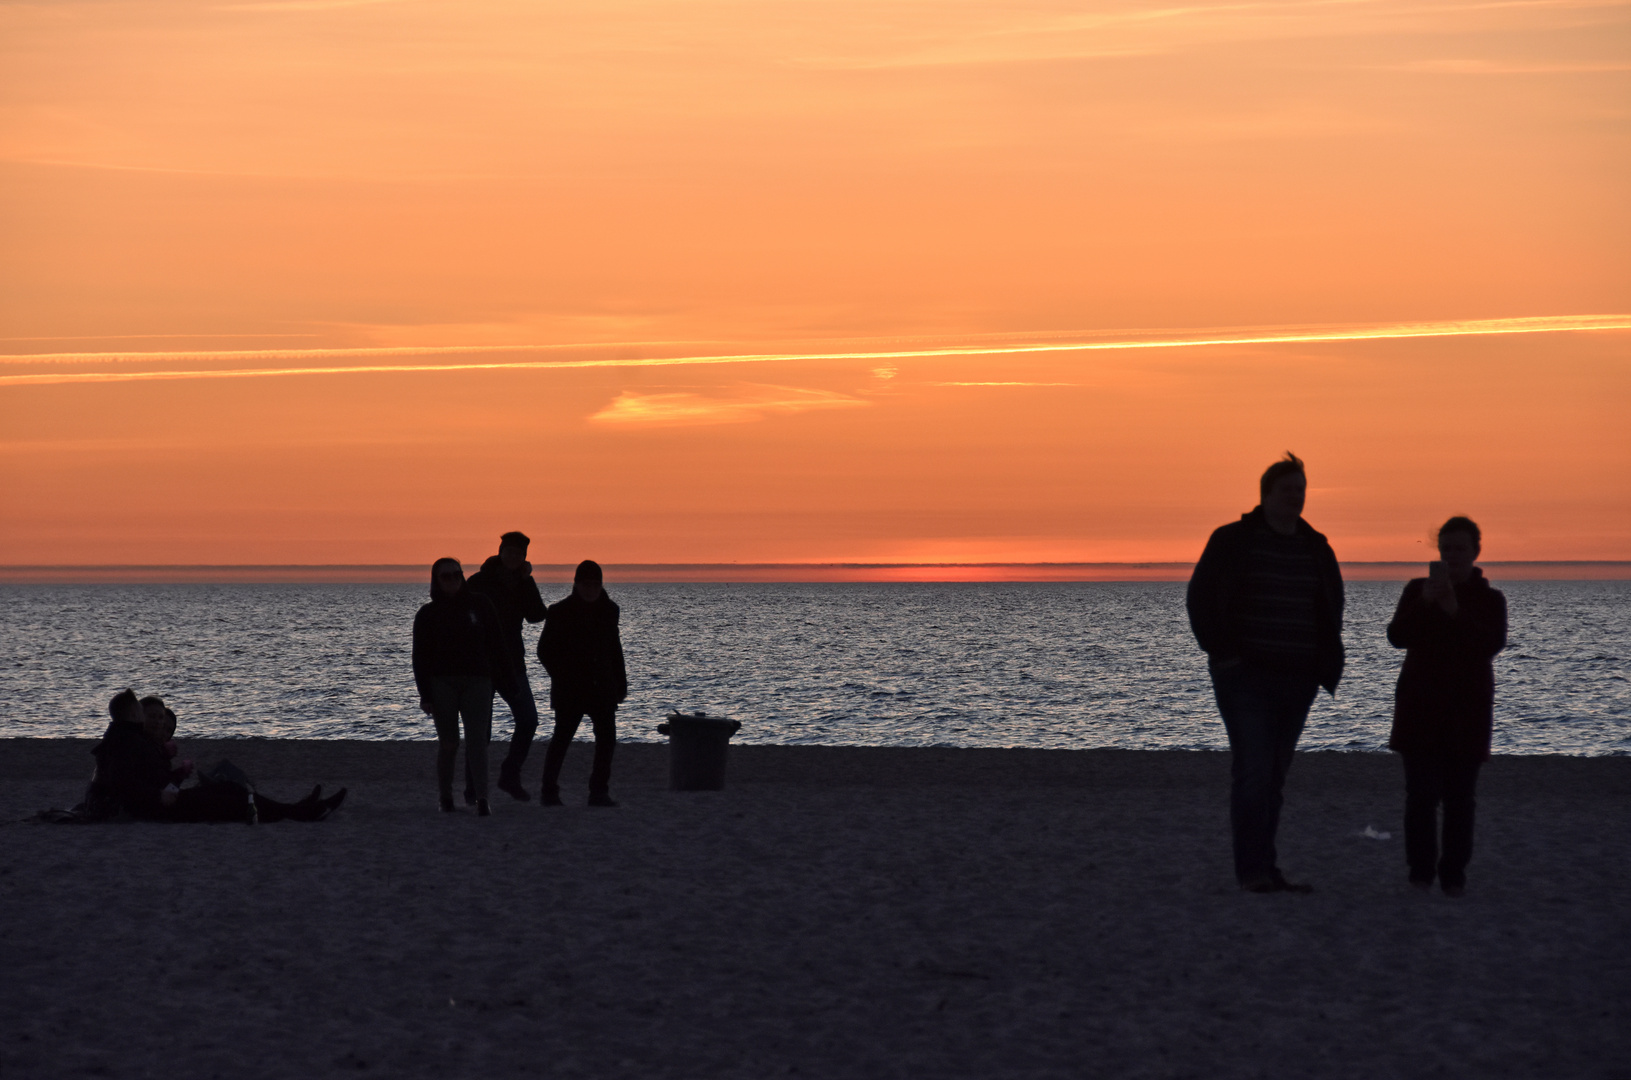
1187,452,1345,894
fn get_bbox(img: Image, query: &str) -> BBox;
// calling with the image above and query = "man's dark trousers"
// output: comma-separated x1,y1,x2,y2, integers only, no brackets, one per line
465,659,539,797
540,708,616,797
1401,752,1481,888
1210,661,1318,883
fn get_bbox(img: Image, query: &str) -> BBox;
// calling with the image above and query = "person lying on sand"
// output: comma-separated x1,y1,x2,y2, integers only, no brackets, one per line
88,689,346,823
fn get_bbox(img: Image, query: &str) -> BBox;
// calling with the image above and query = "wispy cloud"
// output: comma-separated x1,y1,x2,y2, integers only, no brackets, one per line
588,386,869,427
2,315,1626,389
930,381,1080,387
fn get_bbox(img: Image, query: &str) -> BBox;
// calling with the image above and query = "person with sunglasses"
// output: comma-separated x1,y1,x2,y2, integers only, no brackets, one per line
412,557,519,815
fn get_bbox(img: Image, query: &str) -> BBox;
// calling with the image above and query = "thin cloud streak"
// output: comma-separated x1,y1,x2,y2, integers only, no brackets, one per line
2,315,1626,389
589,386,869,426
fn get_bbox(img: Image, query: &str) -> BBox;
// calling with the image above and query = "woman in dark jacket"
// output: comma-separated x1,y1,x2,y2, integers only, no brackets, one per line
536,560,627,807
1386,516,1508,896
412,558,516,815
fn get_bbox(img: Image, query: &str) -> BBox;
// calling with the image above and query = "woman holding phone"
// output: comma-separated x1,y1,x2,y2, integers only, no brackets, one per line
1385,517,1508,896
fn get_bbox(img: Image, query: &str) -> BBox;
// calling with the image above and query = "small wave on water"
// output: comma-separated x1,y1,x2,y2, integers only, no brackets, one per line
1,581,1626,754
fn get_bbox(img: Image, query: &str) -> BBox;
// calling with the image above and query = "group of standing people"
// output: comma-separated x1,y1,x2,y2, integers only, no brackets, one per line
411,532,627,816
1188,453,1508,896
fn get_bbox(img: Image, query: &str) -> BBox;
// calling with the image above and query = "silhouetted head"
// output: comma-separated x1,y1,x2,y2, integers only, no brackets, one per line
108,688,141,724
1259,452,1307,534
1437,516,1481,581
574,559,603,603
430,557,465,600
499,531,530,571
1259,452,1306,503
140,695,167,735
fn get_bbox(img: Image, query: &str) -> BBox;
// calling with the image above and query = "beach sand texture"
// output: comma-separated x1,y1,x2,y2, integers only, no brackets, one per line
3,740,1628,1080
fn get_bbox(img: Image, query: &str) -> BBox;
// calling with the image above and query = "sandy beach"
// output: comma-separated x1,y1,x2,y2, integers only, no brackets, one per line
2,739,1627,1080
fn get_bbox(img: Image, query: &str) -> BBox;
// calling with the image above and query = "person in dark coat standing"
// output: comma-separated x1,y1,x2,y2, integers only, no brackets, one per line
413,557,517,816
1187,452,1345,893
1386,516,1507,897
536,559,627,807
465,530,548,802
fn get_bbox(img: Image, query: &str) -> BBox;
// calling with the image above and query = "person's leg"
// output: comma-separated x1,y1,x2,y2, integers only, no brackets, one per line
1262,673,1317,879
1437,756,1482,891
540,711,584,804
459,677,494,805
497,674,540,797
169,783,257,823
429,678,463,810
1212,664,1280,885
587,706,618,803
1402,752,1444,885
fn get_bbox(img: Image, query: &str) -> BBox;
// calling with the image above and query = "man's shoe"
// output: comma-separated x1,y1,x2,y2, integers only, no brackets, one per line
463,788,477,807
540,785,563,807
439,792,457,813
587,792,619,808
476,799,491,818
497,772,531,803
1240,872,1313,894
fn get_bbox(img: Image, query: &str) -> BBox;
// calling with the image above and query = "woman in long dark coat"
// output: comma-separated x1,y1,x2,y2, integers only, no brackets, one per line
1386,516,1508,897
412,557,516,815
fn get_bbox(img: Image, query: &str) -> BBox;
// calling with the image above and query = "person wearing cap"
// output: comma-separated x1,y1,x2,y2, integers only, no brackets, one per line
536,559,627,807
466,530,548,802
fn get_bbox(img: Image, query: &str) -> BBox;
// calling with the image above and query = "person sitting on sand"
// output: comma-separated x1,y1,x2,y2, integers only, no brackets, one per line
413,557,518,816
1386,516,1508,898
536,559,628,807
140,695,194,786
90,689,345,823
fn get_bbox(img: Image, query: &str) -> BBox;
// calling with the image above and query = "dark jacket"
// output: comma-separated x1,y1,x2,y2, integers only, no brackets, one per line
1186,507,1346,694
88,718,173,819
1386,570,1507,759
412,584,517,702
465,556,547,662
537,591,627,713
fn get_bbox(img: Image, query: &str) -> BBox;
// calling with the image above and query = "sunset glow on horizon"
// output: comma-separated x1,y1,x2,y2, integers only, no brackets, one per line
2,0,1627,568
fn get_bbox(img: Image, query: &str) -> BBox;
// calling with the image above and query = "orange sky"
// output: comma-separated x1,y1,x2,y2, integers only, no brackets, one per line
2,0,1628,566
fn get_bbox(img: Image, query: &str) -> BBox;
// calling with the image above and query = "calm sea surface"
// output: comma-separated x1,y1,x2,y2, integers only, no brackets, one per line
2,582,1626,754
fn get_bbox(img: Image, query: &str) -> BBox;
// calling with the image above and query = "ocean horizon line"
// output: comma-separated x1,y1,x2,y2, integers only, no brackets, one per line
3,561,1628,584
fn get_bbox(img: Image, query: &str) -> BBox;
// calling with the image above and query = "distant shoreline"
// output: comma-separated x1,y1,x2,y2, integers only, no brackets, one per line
2,561,1629,584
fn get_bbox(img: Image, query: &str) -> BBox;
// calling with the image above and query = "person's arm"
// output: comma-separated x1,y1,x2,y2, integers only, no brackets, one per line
478,597,520,695
521,576,547,624
537,604,564,678
609,609,628,703
1386,579,1433,649
1450,587,1507,659
411,607,435,711
1186,526,1236,662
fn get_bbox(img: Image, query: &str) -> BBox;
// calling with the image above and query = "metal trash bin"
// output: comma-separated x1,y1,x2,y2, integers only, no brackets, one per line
656,711,742,791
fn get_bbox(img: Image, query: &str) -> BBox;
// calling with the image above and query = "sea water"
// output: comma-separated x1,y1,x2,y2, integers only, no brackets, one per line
1,581,1626,754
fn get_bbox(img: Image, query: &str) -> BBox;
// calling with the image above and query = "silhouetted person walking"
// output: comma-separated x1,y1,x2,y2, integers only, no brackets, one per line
537,560,627,807
1187,453,1345,893
466,530,548,802
413,558,517,816
1387,516,1507,897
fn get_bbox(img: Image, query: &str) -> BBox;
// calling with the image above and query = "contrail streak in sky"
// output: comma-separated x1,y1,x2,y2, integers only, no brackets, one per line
1,315,1626,388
